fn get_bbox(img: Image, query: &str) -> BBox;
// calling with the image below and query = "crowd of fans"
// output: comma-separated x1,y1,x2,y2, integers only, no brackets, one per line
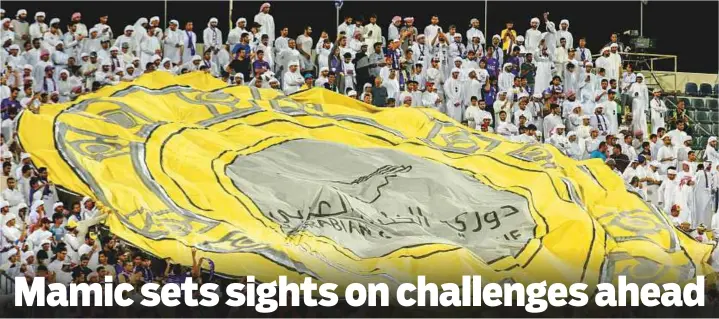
1,2,719,311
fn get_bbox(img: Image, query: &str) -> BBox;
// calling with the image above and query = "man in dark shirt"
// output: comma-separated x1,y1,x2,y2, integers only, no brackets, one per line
141,256,155,283
73,254,93,278
1,87,21,120
610,144,630,172
323,72,340,93
370,76,388,107
367,42,385,79
668,100,692,135
520,53,536,89
229,49,251,80
353,44,370,87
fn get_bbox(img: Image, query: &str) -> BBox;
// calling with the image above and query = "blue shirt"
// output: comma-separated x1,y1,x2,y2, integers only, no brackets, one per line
1,98,21,120
590,150,607,161
49,225,67,242
231,43,251,56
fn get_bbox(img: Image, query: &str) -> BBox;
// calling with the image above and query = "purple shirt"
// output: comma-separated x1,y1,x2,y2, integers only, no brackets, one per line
484,85,497,107
1,98,21,120
252,60,270,75
386,49,401,70
485,58,499,78
506,56,521,76
166,273,188,285
329,56,344,73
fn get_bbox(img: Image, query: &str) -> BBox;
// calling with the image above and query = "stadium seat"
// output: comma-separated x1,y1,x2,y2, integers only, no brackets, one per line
691,98,707,110
700,83,714,97
666,96,677,106
696,111,714,124
694,123,712,135
714,84,719,97
686,110,696,122
713,123,719,136
685,82,699,96
693,137,707,150
707,99,718,111
678,97,690,107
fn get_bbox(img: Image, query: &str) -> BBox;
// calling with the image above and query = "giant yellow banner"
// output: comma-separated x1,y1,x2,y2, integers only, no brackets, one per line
17,72,713,289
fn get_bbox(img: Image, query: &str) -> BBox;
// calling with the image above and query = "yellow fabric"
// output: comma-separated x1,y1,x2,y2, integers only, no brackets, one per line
18,72,713,290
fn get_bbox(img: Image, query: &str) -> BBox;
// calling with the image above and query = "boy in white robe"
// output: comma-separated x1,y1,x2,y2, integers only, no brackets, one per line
463,69,482,107
608,44,622,84
705,137,719,164
139,28,161,67
410,64,426,91
341,53,356,93
533,46,553,95
114,26,136,56
203,17,223,56
163,20,183,65
383,69,401,105
498,63,514,93
514,97,534,126
565,132,583,160
566,104,583,133
602,89,619,135
548,125,570,155
43,18,64,52
657,135,677,174
493,91,512,128
181,22,198,65
52,42,69,74
410,35,429,68
464,96,485,129
630,74,649,137
81,28,102,57
643,161,662,206
282,62,303,95
422,81,443,112
576,116,593,143
29,12,48,41
94,62,119,86
693,164,714,228
543,104,563,141
466,18,486,49
57,70,82,102
315,67,330,88
649,89,667,135
277,39,302,81
556,20,573,49
254,3,275,43
227,18,249,47
524,18,542,53
443,68,464,122
658,170,681,214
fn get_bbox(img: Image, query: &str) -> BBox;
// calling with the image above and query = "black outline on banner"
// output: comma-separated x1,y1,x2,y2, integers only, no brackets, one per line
15,81,700,284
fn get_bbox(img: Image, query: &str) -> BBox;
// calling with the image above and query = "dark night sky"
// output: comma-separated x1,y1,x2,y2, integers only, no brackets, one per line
2,1,717,73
